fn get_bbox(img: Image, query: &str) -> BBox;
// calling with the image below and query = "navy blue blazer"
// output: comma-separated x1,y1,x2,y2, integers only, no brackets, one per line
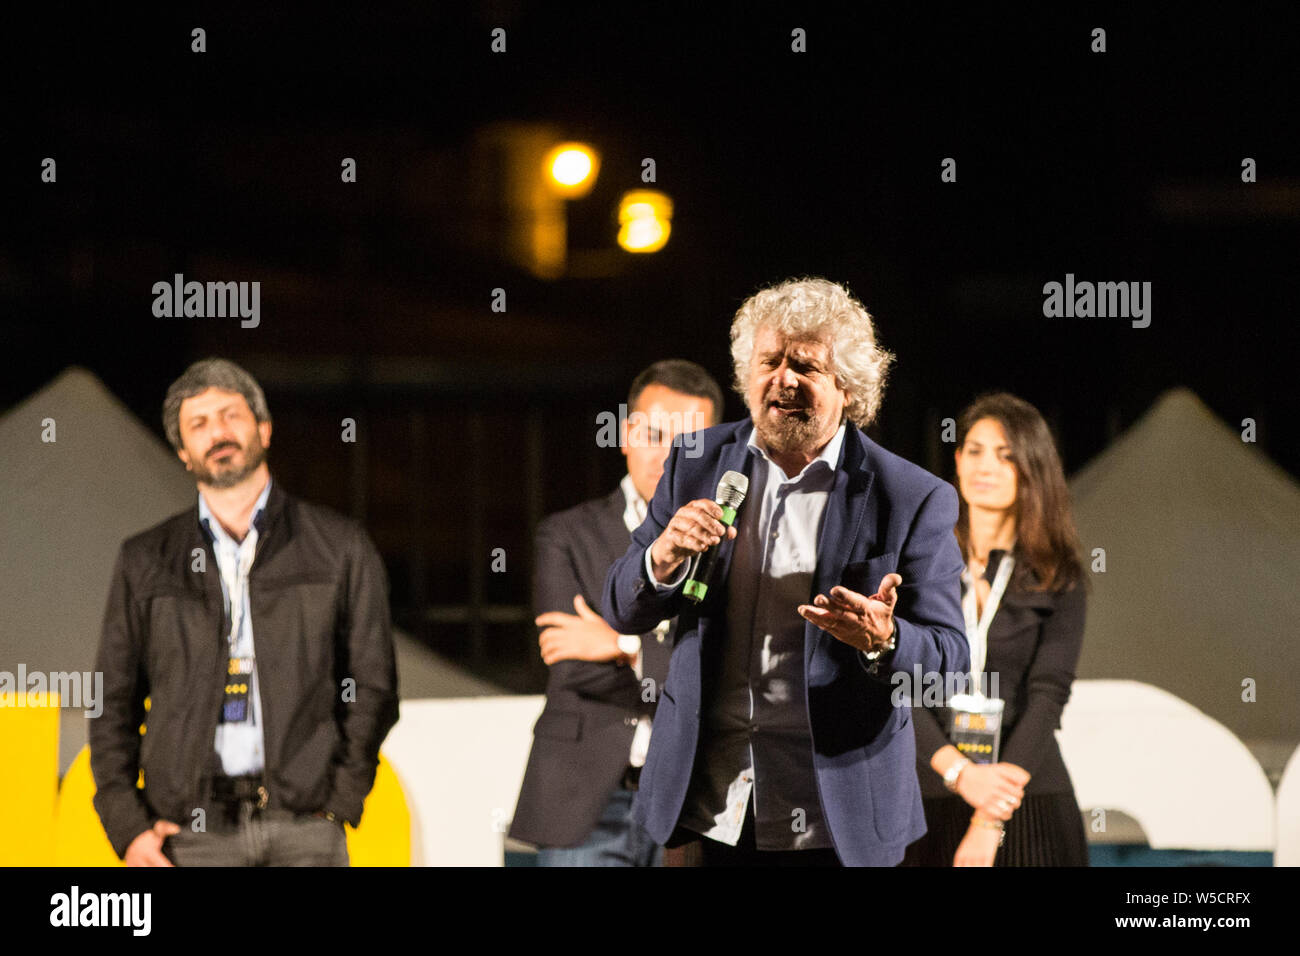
601,419,969,866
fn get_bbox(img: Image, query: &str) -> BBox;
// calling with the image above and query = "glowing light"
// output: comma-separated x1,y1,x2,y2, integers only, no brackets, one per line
544,143,599,196
617,190,673,252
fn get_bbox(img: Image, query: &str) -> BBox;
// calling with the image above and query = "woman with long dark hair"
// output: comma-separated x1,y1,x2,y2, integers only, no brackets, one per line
902,392,1090,866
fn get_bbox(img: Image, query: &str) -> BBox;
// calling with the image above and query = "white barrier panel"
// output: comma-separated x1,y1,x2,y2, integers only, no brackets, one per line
383,696,545,867
1275,744,1300,866
1058,680,1274,851
385,683,1276,864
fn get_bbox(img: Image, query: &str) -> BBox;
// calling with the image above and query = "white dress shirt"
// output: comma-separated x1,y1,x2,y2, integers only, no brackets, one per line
200,478,273,777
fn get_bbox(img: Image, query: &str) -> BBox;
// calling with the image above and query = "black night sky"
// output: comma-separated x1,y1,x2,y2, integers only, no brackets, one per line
5,4,1297,687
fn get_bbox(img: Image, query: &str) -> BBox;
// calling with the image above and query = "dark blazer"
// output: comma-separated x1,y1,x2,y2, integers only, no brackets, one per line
601,419,969,867
912,550,1087,799
509,487,674,848
89,481,399,858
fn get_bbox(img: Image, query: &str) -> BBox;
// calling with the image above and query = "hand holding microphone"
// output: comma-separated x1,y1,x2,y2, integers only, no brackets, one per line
649,472,748,599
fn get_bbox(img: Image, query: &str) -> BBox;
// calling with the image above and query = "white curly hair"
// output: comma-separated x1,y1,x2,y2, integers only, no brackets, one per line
729,277,895,428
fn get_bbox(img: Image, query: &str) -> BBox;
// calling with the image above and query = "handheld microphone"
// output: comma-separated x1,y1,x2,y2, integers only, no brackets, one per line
683,470,748,603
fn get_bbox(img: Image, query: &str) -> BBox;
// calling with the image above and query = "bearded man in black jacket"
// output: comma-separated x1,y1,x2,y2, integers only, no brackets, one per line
90,358,398,867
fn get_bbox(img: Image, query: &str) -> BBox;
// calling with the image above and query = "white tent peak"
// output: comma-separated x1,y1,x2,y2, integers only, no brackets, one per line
1070,387,1298,514
2,365,183,469
10,365,128,415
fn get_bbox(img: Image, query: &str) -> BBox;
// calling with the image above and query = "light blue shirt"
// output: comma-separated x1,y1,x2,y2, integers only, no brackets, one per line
648,423,847,849
199,478,272,776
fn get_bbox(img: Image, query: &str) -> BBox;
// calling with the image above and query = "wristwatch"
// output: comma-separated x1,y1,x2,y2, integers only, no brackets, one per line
861,621,898,674
943,757,971,793
617,633,642,657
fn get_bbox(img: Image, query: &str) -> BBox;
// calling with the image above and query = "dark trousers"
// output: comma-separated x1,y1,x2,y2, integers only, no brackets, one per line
536,787,663,867
663,800,841,867
163,801,349,867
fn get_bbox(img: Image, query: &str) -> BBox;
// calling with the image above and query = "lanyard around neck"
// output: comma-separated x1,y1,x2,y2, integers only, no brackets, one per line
216,530,259,648
961,548,1015,686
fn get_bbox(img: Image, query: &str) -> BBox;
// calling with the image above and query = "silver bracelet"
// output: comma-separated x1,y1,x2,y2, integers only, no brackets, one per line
943,757,971,792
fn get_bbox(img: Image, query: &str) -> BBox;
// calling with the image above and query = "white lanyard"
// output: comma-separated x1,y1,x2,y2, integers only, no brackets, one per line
961,549,1015,688
217,530,258,651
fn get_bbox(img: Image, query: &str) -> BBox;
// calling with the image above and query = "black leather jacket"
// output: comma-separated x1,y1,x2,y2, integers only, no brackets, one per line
89,480,399,857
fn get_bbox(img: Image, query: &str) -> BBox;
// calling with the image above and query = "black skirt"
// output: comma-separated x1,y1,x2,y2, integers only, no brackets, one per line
900,792,1089,867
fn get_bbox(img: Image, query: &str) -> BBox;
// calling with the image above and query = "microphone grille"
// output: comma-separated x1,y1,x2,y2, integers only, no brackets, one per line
716,470,749,508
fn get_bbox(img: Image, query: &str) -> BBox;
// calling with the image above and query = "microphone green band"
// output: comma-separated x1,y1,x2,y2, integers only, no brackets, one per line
682,504,739,602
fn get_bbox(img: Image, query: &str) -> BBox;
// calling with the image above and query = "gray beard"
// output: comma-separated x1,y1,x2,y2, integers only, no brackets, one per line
191,440,267,489
752,407,830,456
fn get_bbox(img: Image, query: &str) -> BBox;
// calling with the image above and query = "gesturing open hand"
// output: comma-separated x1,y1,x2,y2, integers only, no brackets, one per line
797,573,902,653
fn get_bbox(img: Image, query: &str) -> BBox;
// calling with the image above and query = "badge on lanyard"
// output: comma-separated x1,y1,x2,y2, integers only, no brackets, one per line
223,655,255,723
945,548,1014,764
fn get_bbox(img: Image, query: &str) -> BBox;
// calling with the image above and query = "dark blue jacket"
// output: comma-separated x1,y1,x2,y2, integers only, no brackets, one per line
601,419,968,866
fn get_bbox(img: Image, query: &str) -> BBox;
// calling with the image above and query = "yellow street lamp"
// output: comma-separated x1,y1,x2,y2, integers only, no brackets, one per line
544,143,599,197
617,190,673,253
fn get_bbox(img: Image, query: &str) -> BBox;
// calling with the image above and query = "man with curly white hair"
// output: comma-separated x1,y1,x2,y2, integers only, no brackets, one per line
602,277,968,866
